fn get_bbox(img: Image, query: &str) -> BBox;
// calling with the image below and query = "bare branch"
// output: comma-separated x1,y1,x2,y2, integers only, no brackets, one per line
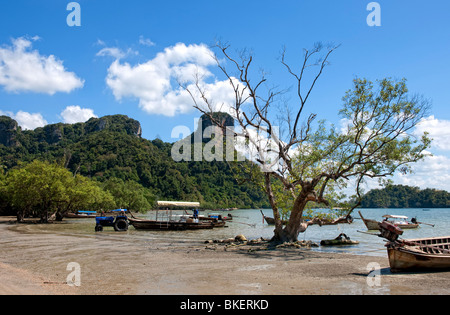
281,43,340,142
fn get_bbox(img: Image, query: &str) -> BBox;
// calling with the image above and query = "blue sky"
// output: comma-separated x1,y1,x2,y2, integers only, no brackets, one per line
1,1,450,191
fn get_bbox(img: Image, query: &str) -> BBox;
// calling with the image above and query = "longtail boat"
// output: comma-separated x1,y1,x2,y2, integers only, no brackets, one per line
129,200,228,230
377,221,450,272
359,211,420,230
128,217,224,230
382,215,419,229
387,236,450,272
260,210,287,225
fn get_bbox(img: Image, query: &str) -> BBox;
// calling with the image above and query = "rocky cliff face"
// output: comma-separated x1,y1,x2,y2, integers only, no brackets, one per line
84,115,142,138
171,112,236,162
43,124,64,144
193,112,235,143
0,116,20,147
0,114,143,148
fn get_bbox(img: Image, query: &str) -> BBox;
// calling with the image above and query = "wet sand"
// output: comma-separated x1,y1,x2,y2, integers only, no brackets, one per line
1,217,449,295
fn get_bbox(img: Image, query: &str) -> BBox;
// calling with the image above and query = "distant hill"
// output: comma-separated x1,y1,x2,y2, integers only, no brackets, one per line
361,185,450,208
0,114,269,209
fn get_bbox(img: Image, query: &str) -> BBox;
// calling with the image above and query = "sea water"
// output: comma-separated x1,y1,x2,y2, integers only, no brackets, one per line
203,208,450,257
257,208,449,256
27,208,450,257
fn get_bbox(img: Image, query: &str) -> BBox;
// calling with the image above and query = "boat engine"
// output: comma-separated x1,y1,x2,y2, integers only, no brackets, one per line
379,221,403,242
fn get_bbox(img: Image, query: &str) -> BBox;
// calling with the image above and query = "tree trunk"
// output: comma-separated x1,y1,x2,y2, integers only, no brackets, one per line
264,174,284,239
40,210,49,223
55,211,64,222
272,189,315,243
16,210,24,223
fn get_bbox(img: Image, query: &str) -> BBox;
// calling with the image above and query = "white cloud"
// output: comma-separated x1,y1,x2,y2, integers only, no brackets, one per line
394,153,450,191
139,36,155,47
97,47,127,60
105,42,240,117
60,105,97,124
95,39,139,60
96,47,138,60
347,151,450,194
0,110,47,130
414,115,450,151
0,36,84,94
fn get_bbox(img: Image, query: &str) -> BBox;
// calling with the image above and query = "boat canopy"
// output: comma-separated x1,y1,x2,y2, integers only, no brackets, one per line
157,201,200,208
383,215,408,219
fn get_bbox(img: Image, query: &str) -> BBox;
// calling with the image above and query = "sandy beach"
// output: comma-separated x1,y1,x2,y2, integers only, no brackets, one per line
0,216,449,295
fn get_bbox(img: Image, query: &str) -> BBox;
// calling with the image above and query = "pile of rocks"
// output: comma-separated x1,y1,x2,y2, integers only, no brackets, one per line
204,235,318,251
274,240,319,249
204,234,253,245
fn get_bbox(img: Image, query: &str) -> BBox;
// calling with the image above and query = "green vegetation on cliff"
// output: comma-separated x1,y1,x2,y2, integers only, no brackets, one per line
361,185,450,208
0,114,269,217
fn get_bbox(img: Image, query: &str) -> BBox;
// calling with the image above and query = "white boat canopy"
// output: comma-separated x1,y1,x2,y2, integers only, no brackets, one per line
157,201,200,208
382,215,408,219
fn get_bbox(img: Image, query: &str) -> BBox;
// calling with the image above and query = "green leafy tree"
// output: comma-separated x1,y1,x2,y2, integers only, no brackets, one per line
0,167,8,215
54,175,116,220
102,178,155,213
361,185,450,208
6,161,72,222
5,161,117,222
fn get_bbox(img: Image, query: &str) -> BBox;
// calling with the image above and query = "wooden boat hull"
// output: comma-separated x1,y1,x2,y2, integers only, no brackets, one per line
129,218,217,230
387,236,450,272
388,247,450,272
362,219,380,230
260,210,287,225
209,221,226,228
396,223,419,229
358,211,419,230
263,216,288,225
263,216,275,225
199,216,232,222
359,211,380,230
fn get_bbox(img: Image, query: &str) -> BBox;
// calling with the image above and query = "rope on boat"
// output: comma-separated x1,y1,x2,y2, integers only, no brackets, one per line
231,221,257,228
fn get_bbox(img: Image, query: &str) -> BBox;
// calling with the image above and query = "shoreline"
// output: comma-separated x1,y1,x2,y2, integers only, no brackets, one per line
0,217,449,295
